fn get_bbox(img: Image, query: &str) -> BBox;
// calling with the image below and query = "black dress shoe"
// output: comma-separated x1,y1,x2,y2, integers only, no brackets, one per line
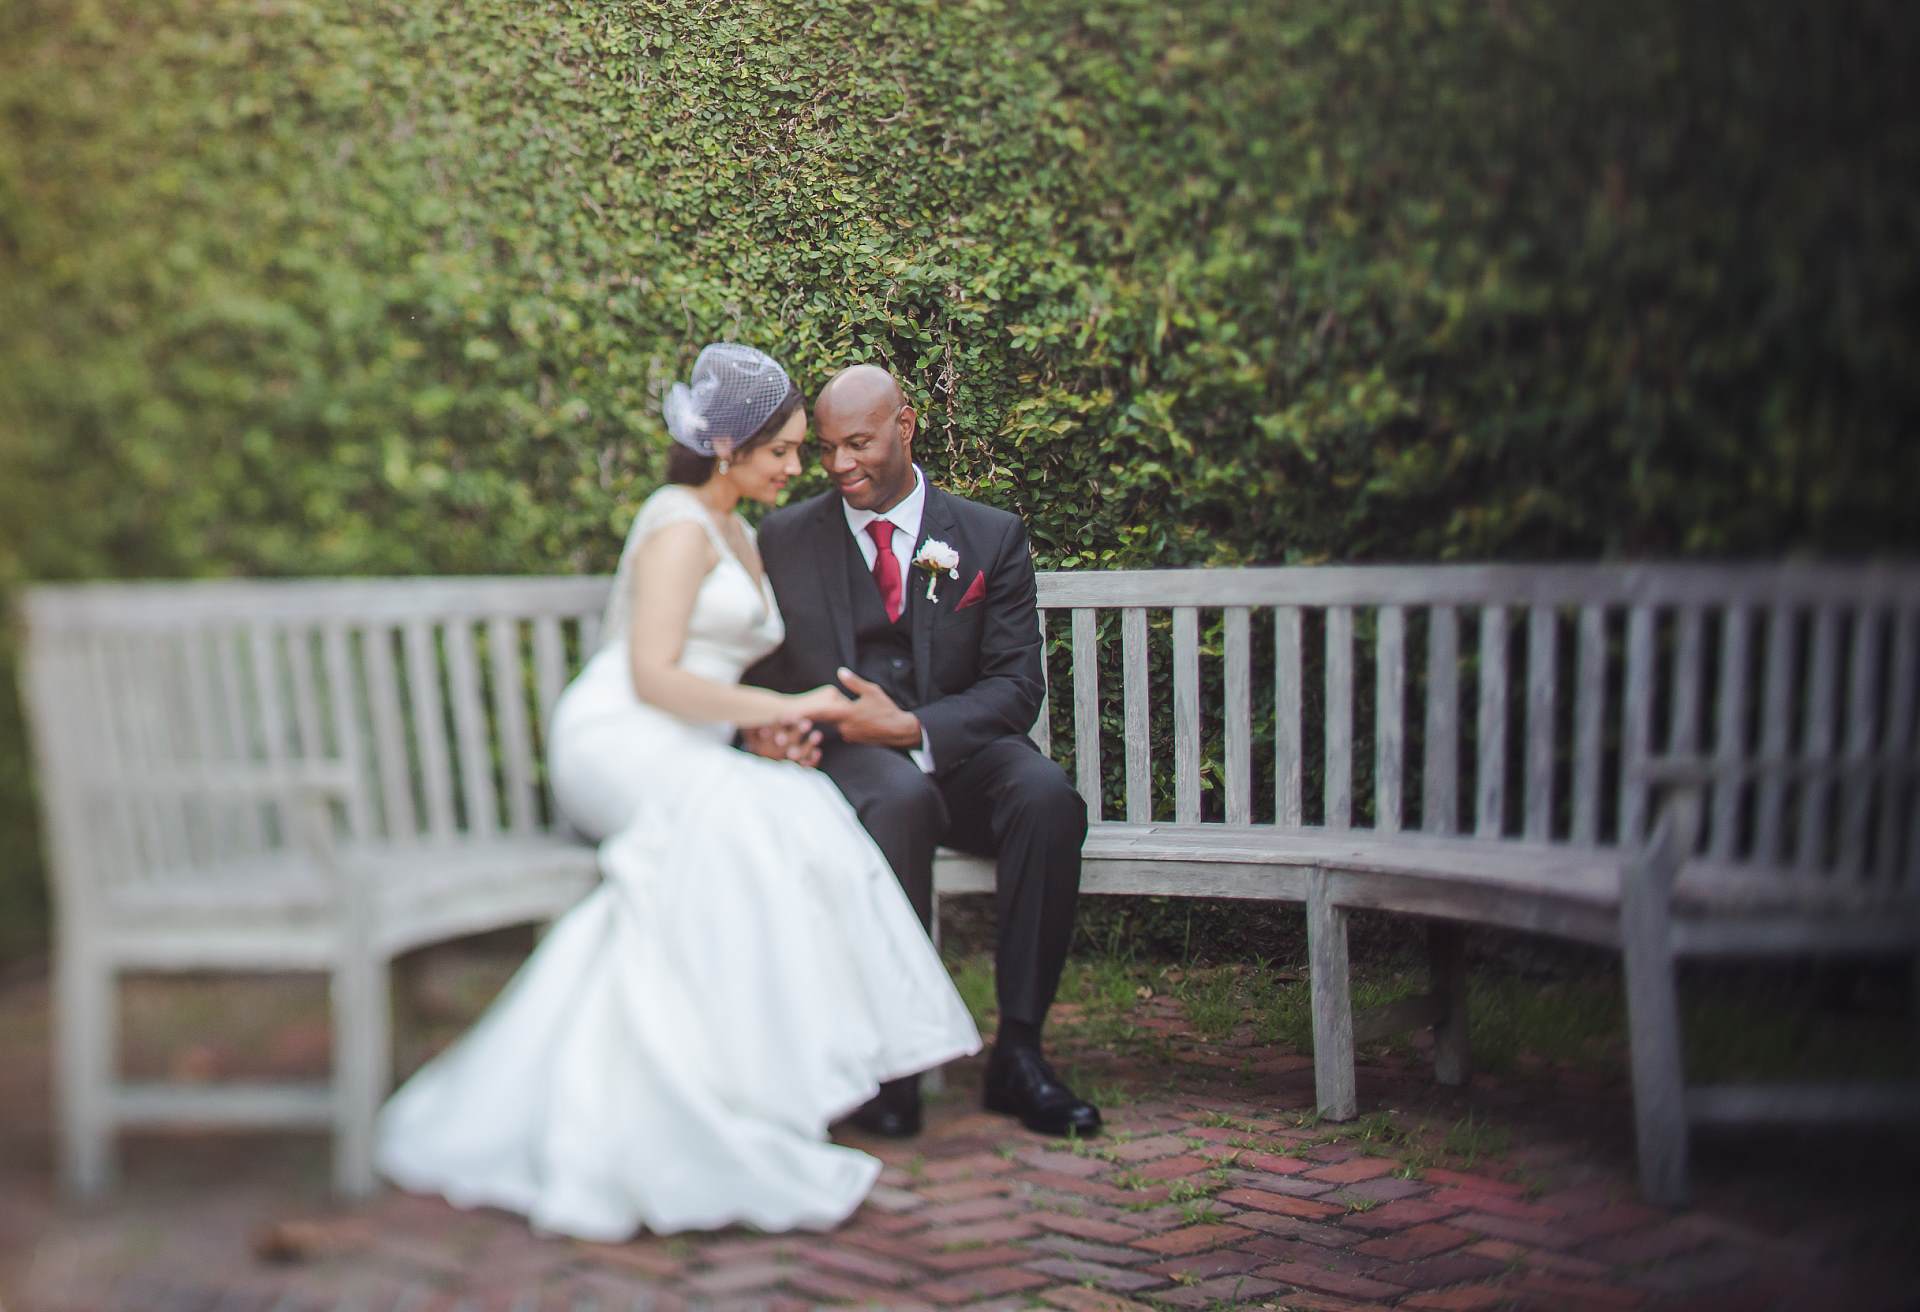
847,1077,922,1138
983,1045,1102,1137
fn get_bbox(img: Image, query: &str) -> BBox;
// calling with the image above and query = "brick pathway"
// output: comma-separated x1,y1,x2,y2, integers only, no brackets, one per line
1,968,1914,1312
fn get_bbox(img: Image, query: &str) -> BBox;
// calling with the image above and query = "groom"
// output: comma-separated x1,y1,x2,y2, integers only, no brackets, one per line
743,364,1099,1139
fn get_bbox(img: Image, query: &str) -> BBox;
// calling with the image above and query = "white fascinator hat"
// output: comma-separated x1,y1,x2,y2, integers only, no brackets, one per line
662,343,794,456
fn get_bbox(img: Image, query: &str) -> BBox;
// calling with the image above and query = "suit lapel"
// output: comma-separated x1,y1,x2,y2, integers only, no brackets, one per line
805,494,856,669
910,485,961,706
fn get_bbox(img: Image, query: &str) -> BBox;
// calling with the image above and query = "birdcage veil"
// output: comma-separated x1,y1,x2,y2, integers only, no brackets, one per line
662,343,793,456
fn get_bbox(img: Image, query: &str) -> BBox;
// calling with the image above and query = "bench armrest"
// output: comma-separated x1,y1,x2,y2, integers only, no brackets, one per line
82,763,356,869
90,761,359,797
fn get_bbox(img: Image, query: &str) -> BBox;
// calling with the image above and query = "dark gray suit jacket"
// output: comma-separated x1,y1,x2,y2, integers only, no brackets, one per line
744,483,1045,776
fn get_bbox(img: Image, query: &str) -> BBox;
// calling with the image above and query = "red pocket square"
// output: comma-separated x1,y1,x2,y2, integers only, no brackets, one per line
953,571,988,611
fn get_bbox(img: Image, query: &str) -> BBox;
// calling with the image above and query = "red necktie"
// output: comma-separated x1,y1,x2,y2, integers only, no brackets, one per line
867,520,903,623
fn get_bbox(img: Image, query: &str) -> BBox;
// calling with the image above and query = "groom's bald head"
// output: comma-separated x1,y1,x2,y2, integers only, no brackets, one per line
816,364,905,421
814,364,917,513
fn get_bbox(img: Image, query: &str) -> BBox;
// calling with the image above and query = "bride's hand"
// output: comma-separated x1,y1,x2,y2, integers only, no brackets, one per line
787,685,854,723
740,719,824,768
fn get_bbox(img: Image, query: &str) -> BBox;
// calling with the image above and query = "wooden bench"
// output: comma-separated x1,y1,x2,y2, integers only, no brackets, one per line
18,563,1919,1207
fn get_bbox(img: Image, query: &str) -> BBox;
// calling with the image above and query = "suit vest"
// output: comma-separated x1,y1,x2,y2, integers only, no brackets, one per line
843,529,919,709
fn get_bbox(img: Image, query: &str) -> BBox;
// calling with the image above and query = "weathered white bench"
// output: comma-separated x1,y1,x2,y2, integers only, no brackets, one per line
18,563,1919,1207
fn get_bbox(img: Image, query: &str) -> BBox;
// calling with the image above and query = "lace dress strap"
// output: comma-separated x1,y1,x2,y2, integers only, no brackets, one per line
595,486,730,656
643,485,730,551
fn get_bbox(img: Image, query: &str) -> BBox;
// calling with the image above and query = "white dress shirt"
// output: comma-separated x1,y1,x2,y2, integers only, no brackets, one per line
842,464,927,579
841,466,934,771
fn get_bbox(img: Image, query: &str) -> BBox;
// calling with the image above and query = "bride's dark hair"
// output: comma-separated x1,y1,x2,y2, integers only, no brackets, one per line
665,381,805,486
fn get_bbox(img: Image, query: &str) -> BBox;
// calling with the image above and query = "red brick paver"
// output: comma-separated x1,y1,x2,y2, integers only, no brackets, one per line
1,966,1914,1312
1354,1221,1477,1261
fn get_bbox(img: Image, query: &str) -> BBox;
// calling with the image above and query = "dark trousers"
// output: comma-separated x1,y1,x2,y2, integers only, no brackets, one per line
819,735,1086,1028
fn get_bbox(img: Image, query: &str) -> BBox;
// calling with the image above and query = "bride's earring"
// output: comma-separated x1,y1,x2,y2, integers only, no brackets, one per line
717,458,731,475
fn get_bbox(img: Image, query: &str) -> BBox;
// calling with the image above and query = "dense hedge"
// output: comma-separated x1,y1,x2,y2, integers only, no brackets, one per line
1,0,1915,959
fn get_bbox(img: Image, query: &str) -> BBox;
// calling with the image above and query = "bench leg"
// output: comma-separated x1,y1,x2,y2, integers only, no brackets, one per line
1428,922,1470,1087
331,953,391,1199
55,941,117,1199
1308,871,1357,1121
1621,833,1690,1208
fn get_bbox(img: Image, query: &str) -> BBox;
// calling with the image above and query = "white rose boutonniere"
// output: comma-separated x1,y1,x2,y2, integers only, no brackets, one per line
912,539,961,602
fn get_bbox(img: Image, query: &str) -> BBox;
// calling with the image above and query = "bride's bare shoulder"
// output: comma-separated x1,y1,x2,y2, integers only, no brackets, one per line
635,516,713,561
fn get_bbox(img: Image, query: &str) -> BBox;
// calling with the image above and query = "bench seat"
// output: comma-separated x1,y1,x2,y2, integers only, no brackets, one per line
944,825,1917,948
103,837,600,968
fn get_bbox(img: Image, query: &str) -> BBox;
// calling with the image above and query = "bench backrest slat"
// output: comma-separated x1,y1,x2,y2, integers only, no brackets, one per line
1709,606,1752,862
1223,606,1253,828
201,630,249,860
1424,606,1460,836
1031,609,1052,757
530,614,569,816
248,626,291,781
211,628,266,854
1120,608,1150,823
1617,607,1657,846
402,619,457,844
151,634,202,872
1522,606,1558,842
153,646,201,864
444,621,497,842
1373,606,1405,835
1172,607,1204,825
1667,608,1705,757
1753,606,1798,866
361,624,416,841
488,617,541,837
27,632,88,914
107,636,165,875
1795,607,1844,873
1070,609,1101,822
1274,606,1305,828
321,622,375,843
1571,605,1608,846
1475,606,1510,840
1323,606,1354,831
286,626,326,767
1836,606,1883,875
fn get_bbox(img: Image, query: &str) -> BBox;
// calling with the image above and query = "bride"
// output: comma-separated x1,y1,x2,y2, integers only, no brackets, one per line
375,344,982,1240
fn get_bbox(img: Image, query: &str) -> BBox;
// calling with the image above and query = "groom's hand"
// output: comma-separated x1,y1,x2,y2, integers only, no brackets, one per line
740,720,825,768
835,668,926,749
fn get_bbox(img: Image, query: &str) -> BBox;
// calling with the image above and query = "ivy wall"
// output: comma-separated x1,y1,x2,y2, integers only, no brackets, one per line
1,0,1915,959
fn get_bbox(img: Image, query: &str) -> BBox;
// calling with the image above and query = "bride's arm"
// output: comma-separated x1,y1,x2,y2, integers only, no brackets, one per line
627,521,844,728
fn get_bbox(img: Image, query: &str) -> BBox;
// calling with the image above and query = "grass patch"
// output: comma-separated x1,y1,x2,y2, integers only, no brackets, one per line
1466,974,1625,1076
1057,955,1151,1012
1196,1111,1264,1133
943,949,1910,1093
1165,1177,1220,1204
947,954,996,1031
1441,1111,1512,1169
1684,984,1918,1083
1301,1109,1420,1157
1177,969,1242,1041
1177,1198,1221,1225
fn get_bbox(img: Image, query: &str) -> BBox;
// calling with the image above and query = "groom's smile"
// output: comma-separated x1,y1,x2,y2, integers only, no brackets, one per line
833,470,873,499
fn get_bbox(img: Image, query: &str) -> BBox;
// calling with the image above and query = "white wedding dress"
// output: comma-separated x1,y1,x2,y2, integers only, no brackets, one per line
375,485,981,1240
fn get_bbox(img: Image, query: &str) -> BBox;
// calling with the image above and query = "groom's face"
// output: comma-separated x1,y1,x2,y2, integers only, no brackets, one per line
816,398,917,514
